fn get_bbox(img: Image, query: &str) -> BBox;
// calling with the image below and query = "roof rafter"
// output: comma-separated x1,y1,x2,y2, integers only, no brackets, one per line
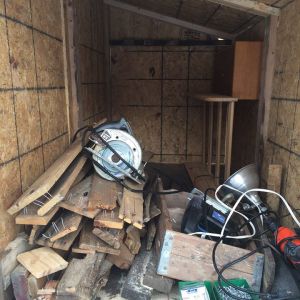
103,0,235,40
205,0,280,17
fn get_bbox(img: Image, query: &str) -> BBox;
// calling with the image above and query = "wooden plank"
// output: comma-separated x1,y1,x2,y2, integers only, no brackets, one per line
125,225,141,255
36,223,83,251
255,16,278,164
79,223,121,255
94,207,124,229
37,156,87,216
224,101,235,179
92,227,121,249
56,253,106,299
215,102,222,184
266,164,282,213
191,94,238,103
41,212,82,242
206,0,280,17
121,181,144,229
1,233,32,290
61,0,82,138
104,0,235,40
17,247,68,279
107,243,135,270
146,220,156,251
60,176,100,218
16,205,59,226
8,141,82,215
157,230,264,285
88,174,121,210
202,103,206,164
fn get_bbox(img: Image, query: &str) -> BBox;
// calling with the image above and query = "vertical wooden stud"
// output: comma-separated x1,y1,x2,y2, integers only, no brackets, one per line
224,102,235,179
215,102,222,184
207,103,214,174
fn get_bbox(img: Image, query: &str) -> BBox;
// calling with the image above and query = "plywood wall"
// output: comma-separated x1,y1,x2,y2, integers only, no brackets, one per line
0,0,68,250
260,1,300,226
75,0,106,125
0,0,106,251
111,45,215,163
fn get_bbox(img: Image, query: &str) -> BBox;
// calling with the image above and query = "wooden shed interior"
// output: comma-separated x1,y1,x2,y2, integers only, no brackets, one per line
0,0,299,266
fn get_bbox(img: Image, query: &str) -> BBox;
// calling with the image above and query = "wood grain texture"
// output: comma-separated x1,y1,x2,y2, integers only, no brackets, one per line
79,223,120,255
16,205,59,226
107,243,135,270
157,230,263,285
60,176,100,218
125,225,141,254
7,141,82,215
120,181,144,229
37,156,87,216
94,207,124,229
88,174,121,210
17,247,68,279
92,227,121,249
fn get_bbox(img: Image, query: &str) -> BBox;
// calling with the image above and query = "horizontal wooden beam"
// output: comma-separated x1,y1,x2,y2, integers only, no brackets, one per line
206,0,280,17
103,0,235,40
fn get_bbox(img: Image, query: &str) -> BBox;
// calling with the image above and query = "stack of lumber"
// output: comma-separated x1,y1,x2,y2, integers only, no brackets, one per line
4,141,161,300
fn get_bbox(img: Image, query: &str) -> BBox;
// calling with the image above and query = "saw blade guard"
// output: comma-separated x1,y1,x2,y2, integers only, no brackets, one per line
92,128,142,181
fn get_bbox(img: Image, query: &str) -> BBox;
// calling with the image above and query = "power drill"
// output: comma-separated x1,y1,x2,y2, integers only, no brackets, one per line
276,226,300,269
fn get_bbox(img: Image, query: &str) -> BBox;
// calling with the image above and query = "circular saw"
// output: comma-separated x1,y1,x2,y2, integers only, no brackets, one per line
84,118,144,183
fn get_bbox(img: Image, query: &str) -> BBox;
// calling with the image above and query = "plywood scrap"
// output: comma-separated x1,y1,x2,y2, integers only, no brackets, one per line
107,243,135,270
125,225,141,254
46,212,82,242
59,176,100,218
1,233,32,290
8,141,82,215
92,227,121,249
157,230,264,285
37,156,87,216
56,253,105,299
120,181,144,229
79,223,120,255
17,247,68,279
94,207,124,229
16,204,59,225
88,174,122,210
11,265,30,300
36,222,83,252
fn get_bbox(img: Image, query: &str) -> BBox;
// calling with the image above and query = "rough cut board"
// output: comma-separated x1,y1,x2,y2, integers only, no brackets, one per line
79,223,120,255
17,247,68,279
36,223,83,251
120,181,145,229
59,176,100,218
16,204,59,225
157,230,264,286
41,211,82,242
37,156,87,216
8,141,82,215
94,206,124,229
88,174,122,210
107,243,135,270
29,225,44,245
92,228,121,249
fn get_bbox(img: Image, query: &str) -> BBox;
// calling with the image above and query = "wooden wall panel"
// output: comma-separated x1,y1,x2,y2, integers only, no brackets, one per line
111,44,215,163
0,0,75,251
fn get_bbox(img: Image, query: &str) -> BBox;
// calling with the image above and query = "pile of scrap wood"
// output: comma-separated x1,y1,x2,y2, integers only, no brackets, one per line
3,140,163,300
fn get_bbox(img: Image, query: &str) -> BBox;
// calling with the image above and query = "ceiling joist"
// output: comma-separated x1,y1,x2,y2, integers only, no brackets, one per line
206,0,280,17
103,0,235,40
